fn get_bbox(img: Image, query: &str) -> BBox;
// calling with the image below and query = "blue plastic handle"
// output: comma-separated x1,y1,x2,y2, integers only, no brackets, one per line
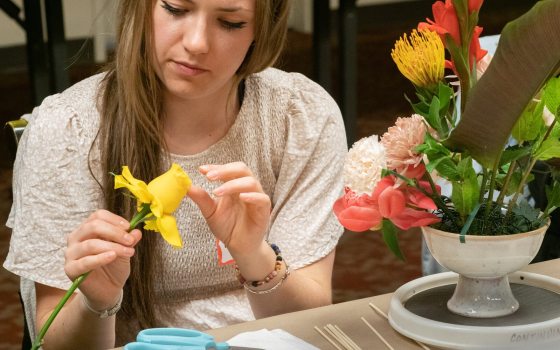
128,327,230,350
124,342,205,350
138,328,215,345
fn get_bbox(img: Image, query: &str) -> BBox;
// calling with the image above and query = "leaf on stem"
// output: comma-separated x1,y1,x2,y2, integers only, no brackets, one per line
381,219,405,261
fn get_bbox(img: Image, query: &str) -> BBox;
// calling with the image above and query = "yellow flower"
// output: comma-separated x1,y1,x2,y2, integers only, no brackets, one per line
391,29,445,89
114,163,192,248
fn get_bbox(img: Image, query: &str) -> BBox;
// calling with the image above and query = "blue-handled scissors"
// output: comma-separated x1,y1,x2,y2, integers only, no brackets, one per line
124,327,263,350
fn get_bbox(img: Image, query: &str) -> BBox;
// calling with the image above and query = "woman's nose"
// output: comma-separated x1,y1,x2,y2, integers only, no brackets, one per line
182,16,210,55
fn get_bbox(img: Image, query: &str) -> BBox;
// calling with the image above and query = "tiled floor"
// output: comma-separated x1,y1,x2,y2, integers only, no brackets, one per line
0,2,537,348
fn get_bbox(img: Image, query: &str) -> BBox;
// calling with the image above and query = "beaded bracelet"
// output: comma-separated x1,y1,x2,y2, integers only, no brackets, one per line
244,265,291,295
234,242,287,290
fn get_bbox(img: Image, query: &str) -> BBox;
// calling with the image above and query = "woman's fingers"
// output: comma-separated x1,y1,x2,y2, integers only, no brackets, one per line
200,162,254,182
213,176,263,196
64,251,118,280
65,238,135,261
68,216,134,247
239,192,271,208
187,185,217,219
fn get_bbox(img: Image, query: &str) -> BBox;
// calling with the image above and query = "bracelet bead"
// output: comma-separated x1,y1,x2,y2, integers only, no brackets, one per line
234,242,289,293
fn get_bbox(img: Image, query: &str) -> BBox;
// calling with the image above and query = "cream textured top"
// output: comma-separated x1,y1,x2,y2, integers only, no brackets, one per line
4,68,347,344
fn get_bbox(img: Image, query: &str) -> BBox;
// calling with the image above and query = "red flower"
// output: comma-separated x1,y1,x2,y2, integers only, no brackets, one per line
468,0,484,13
391,208,441,230
419,0,460,46
333,188,382,232
334,176,441,233
470,26,488,66
445,26,487,73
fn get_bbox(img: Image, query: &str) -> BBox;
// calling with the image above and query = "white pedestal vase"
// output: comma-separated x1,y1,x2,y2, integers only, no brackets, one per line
422,223,548,318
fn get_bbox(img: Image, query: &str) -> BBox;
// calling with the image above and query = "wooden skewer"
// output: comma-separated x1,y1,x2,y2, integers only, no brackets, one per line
361,317,395,350
324,324,355,350
314,325,343,350
369,302,389,319
333,324,362,350
369,303,431,350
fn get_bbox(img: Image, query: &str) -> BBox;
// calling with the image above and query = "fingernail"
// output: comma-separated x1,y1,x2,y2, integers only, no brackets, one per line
199,165,209,172
213,187,224,196
124,234,133,244
207,171,218,180
123,247,135,256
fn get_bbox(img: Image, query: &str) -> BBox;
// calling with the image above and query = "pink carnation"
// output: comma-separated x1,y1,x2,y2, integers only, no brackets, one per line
381,114,427,174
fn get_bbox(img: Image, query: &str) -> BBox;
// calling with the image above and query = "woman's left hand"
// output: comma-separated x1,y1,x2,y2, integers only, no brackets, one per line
187,162,271,256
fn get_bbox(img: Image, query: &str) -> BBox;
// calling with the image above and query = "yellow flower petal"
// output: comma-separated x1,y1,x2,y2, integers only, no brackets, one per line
156,215,183,248
147,163,192,214
144,219,158,231
114,166,153,204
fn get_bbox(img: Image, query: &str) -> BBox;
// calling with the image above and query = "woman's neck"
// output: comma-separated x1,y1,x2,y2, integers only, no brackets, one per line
162,82,240,155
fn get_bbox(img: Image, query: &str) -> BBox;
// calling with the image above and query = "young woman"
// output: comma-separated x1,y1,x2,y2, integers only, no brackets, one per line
4,0,347,347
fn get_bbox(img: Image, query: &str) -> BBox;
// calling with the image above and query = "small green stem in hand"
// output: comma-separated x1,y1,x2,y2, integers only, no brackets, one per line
31,272,90,350
31,205,151,350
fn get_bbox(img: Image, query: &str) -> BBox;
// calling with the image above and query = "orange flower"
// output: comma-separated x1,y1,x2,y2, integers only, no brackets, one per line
419,0,460,46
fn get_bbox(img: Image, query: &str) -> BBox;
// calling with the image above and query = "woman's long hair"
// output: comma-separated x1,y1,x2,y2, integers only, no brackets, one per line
95,0,291,330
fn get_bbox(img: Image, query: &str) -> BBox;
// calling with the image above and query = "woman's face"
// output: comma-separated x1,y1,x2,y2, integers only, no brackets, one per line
152,0,256,101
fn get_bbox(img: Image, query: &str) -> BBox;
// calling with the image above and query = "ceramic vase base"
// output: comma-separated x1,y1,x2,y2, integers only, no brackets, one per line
447,275,519,318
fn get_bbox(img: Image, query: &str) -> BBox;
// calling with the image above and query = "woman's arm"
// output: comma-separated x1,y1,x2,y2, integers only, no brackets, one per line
35,284,117,350
188,161,338,317
241,244,335,318
34,210,142,349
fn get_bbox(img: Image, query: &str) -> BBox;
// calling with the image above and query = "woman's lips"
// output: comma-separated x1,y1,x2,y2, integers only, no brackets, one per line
172,61,208,77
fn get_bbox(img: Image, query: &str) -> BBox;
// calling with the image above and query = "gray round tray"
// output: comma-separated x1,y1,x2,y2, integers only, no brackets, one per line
405,282,560,327
389,271,560,349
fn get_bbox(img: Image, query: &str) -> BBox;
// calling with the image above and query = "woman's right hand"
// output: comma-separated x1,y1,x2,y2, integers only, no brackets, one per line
64,209,142,311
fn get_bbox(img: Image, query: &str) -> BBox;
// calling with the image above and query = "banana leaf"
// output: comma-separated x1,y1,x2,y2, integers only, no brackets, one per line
445,0,560,168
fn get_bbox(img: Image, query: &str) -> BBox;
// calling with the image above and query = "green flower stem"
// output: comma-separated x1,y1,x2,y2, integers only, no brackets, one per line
30,272,90,350
479,168,488,203
31,204,152,350
507,120,557,217
423,170,457,224
495,161,518,209
482,156,501,234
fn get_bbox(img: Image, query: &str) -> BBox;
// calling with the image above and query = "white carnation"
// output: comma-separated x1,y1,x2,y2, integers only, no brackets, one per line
344,135,387,195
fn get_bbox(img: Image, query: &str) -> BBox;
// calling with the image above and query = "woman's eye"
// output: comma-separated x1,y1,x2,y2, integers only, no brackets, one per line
220,20,247,31
161,1,186,16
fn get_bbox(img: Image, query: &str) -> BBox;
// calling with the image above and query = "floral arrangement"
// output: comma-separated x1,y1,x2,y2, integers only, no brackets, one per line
31,164,191,349
334,0,560,259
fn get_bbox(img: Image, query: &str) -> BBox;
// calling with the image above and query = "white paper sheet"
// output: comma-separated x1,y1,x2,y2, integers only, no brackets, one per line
227,329,319,350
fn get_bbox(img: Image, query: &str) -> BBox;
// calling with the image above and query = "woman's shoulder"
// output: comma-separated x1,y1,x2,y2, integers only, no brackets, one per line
24,73,105,141
249,68,333,100
247,68,341,122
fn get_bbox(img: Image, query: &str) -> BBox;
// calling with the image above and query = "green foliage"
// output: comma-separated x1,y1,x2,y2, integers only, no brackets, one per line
451,157,480,219
511,200,545,232
409,83,455,138
382,219,404,261
534,138,560,160
435,202,544,236
545,182,560,216
417,133,461,181
496,170,524,197
512,99,545,143
543,76,560,117
499,145,532,167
